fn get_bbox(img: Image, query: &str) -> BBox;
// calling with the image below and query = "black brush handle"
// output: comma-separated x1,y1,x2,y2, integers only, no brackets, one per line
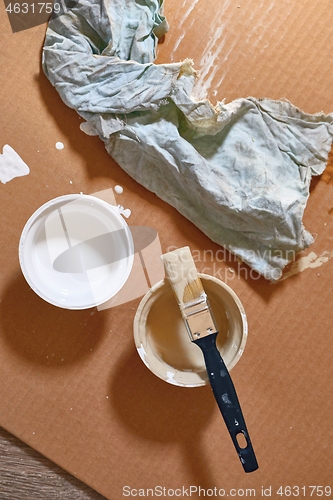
193,332,258,473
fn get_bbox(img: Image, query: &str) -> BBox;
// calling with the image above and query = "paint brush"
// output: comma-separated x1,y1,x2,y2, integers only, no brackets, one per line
161,246,258,473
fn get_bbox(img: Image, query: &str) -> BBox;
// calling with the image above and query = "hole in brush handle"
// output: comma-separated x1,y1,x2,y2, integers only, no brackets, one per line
236,431,249,449
193,333,258,473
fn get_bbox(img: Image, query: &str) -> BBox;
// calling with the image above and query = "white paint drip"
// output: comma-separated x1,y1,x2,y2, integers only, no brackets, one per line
117,203,131,218
114,185,123,194
55,142,64,150
0,145,30,184
279,251,333,281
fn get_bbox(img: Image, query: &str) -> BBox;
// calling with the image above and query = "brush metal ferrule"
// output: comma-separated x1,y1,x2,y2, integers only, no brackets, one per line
183,297,218,341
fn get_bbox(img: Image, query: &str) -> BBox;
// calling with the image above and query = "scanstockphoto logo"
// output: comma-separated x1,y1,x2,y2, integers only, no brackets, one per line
4,0,78,33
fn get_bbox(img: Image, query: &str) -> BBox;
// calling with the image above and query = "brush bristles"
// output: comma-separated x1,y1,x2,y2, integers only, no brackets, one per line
161,246,204,307
183,277,204,304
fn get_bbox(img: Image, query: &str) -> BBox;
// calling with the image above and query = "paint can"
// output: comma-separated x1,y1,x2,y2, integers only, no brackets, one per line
133,274,248,387
19,194,134,309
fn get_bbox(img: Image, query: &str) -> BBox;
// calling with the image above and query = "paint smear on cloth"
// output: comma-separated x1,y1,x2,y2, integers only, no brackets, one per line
42,0,333,281
0,145,30,184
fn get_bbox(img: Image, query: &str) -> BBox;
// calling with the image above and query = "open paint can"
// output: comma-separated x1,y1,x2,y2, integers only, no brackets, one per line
19,194,134,309
133,274,248,387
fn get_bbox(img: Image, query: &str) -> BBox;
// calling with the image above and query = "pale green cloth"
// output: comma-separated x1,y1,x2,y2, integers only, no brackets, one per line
43,0,333,280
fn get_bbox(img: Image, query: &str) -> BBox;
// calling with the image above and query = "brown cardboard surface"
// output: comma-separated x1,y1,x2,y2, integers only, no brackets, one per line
0,0,333,498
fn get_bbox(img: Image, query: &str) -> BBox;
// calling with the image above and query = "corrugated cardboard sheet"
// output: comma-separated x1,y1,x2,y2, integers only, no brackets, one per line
0,0,332,497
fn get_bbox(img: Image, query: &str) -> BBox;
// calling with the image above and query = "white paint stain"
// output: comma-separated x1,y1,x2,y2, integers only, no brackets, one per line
122,208,131,218
166,371,182,386
117,205,131,218
0,145,30,184
170,32,186,59
192,0,234,98
211,39,238,89
279,251,333,281
178,0,200,30
249,0,278,51
169,0,200,61
222,392,232,405
193,25,224,97
79,121,98,136
194,0,277,97
55,142,64,150
114,185,123,194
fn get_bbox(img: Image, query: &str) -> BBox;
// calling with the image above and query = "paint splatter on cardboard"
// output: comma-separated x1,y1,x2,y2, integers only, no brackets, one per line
0,145,30,184
279,250,333,281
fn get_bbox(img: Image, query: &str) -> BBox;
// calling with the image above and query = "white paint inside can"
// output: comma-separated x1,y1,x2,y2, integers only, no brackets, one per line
19,194,134,309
